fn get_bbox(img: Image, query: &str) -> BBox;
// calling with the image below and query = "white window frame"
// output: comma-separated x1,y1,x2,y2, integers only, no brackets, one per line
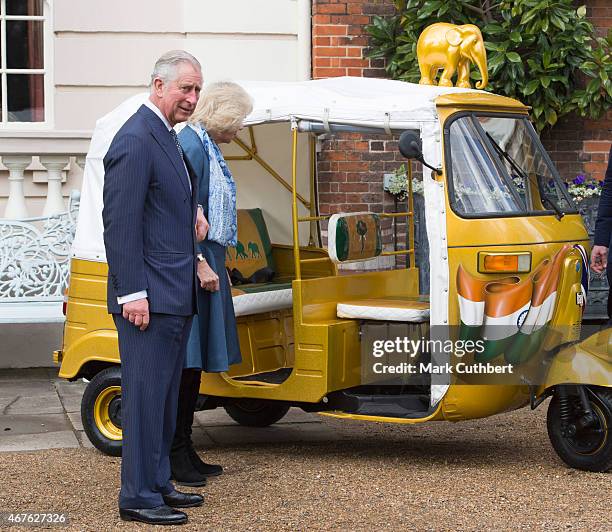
0,0,53,130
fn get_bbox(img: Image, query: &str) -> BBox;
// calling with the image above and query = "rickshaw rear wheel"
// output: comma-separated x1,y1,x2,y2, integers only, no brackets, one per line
547,386,611,472
224,399,289,427
81,366,123,457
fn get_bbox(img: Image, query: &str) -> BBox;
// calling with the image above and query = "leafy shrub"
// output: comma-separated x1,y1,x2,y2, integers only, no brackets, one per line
367,0,612,132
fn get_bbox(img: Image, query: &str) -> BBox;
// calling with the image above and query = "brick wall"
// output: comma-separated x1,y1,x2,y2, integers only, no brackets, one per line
312,0,612,242
312,0,394,79
541,0,612,181
312,0,400,256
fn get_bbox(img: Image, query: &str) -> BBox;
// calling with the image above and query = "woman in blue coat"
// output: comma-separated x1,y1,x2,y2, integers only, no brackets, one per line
171,81,253,486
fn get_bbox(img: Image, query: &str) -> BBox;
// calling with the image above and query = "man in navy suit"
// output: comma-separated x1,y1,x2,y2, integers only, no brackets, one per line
102,50,207,526
591,146,612,318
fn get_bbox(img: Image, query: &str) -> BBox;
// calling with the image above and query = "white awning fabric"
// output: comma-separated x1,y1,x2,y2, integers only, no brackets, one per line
240,76,477,128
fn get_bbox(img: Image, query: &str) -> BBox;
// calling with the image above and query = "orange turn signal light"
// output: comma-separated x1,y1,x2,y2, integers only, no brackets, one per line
478,252,531,273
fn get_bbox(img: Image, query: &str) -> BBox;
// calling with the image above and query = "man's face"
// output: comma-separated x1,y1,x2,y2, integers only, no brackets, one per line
153,62,202,126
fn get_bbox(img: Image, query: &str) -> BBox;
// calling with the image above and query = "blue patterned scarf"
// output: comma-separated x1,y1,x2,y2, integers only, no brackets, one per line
189,123,237,247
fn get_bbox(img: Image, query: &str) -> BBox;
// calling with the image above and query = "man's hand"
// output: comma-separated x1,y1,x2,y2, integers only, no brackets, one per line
195,207,209,242
591,245,609,274
122,298,150,331
197,260,220,291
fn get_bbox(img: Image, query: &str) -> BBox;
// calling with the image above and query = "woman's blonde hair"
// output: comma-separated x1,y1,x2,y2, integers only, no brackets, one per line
189,81,253,136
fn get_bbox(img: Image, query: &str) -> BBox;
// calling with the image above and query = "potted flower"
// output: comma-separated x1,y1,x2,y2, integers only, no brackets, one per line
383,163,424,200
564,175,603,234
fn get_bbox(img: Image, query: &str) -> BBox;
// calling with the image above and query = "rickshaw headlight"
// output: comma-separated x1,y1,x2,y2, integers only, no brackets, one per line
479,252,531,273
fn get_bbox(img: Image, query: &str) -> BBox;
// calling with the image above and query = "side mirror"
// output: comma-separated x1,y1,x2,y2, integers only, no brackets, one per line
398,130,442,176
398,131,423,160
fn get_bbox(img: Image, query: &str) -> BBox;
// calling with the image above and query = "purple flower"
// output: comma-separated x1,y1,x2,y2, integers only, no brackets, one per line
573,174,586,185
599,180,604,187
587,184,595,189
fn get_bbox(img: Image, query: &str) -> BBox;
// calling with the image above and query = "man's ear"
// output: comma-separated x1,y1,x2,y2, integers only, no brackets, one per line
152,77,165,97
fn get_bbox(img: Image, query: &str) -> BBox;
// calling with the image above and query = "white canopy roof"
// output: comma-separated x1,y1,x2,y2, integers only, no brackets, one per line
240,76,477,128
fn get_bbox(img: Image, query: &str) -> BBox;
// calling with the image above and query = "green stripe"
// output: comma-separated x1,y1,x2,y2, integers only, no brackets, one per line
504,327,548,365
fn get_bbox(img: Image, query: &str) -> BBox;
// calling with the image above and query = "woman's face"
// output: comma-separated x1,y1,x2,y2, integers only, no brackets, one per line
212,123,243,144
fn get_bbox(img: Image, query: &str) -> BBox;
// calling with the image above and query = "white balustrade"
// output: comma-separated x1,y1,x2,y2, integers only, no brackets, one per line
0,132,91,322
40,155,71,216
2,155,32,219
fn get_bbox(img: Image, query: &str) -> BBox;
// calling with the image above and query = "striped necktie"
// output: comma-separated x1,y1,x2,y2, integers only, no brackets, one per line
169,129,184,160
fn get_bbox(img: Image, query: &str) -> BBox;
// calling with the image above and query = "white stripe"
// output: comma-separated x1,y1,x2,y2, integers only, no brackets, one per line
482,301,531,341
521,291,556,333
458,295,484,326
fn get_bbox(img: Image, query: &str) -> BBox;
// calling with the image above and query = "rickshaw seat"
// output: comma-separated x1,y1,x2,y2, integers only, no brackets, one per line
226,208,294,317
231,281,292,317
336,296,430,322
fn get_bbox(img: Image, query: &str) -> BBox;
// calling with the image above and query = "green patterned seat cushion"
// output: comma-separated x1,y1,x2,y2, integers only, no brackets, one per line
327,212,383,263
226,208,275,277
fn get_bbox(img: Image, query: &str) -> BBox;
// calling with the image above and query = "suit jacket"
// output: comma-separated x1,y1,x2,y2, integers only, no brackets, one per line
102,104,198,315
594,147,612,247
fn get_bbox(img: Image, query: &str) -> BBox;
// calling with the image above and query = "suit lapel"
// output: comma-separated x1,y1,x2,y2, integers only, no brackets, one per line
138,105,192,199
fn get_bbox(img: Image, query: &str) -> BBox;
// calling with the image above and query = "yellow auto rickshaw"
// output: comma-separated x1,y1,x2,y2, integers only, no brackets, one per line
54,34,611,472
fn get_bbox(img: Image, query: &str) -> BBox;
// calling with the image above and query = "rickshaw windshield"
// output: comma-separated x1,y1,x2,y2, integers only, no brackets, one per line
446,113,577,217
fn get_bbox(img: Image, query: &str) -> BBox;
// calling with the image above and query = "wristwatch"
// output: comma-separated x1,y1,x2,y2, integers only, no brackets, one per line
196,253,205,263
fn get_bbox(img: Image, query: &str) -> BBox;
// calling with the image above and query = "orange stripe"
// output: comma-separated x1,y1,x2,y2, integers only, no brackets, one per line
456,265,518,303
483,277,533,318
531,245,571,306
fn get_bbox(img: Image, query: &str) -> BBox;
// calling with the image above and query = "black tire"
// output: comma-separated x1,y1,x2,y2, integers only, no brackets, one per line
81,366,123,456
224,399,289,427
547,386,612,472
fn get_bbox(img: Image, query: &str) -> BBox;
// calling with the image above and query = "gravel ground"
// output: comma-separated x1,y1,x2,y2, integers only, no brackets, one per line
0,403,610,531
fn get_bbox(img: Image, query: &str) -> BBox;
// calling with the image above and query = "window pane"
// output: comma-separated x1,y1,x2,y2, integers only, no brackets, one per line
7,20,44,69
6,0,44,16
7,74,44,122
477,116,575,213
449,117,524,215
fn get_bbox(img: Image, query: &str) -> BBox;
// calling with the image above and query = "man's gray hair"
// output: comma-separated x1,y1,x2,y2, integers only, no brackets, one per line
150,50,201,88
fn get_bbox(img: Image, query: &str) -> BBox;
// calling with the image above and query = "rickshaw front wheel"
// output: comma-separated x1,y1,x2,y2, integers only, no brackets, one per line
224,399,289,427
81,366,123,457
547,386,611,472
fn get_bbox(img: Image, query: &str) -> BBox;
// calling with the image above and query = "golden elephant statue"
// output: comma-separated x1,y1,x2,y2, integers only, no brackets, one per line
417,23,488,90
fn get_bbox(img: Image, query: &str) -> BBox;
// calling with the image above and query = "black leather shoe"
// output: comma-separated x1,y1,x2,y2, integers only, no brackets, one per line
188,447,224,477
163,489,204,509
119,505,187,525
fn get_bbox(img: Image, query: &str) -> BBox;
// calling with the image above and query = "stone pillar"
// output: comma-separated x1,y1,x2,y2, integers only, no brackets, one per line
40,155,70,216
2,155,32,219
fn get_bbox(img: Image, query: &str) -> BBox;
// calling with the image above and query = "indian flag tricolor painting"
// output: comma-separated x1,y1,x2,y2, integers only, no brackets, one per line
456,245,572,365
504,245,571,363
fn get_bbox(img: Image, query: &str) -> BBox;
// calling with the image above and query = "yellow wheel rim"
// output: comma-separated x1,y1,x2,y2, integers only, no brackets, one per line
93,386,122,441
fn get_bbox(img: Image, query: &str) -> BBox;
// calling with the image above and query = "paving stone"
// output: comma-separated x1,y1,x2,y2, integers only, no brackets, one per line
5,393,63,415
194,407,321,427
0,430,79,452
0,414,72,435
191,427,215,449
0,368,51,381
67,412,83,432
54,380,86,397
204,423,340,445
58,394,83,414
75,431,94,449
0,380,56,398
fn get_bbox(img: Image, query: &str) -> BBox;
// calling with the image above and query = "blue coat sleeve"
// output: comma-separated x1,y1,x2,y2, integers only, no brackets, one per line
179,128,210,255
594,147,612,247
102,132,151,296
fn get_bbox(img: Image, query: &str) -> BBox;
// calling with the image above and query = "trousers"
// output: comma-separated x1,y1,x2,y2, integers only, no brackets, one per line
113,313,193,509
